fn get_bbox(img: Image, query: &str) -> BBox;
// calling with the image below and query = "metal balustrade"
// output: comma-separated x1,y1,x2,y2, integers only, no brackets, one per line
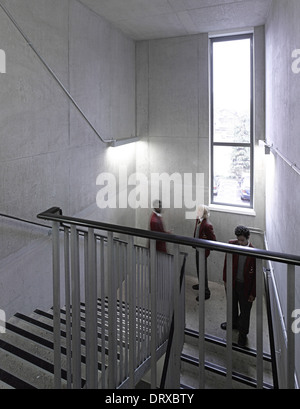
37,207,300,389
37,208,185,389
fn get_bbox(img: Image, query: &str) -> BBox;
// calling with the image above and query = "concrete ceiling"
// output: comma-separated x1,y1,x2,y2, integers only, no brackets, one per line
78,0,273,40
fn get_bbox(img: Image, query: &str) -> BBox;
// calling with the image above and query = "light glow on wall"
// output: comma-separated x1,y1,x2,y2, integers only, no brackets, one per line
106,141,136,165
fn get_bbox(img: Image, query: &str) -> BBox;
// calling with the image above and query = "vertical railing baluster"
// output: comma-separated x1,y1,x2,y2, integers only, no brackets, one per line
70,225,81,389
84,233,89,384
123,243,129,381
107,231,117,388
52,221,61,389
99,238,106,389
226,254,233,389
161,254,165,340
136,247,141,365
180,255,186,348
141,247,145,363
118,242,123,383
172,244,181,389
114,241,120,386
256,259,263,389
150,239,157,389
128,236,136,388
157,253,162,344
198,248,206,389
64,227,72,389
287,264,295,389
139,248,143,362
85,228,98,389
146,250,150,359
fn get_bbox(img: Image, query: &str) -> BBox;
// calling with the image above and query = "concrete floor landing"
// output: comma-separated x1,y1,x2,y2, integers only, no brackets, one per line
182,274,273,389
185,274,271,351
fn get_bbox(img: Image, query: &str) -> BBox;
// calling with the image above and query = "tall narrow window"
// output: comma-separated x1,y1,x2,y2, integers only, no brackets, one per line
210,34,253,208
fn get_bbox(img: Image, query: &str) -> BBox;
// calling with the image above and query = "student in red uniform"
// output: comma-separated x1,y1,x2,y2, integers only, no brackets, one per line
150,200,168,253
221,225,256,347
193,205,216,301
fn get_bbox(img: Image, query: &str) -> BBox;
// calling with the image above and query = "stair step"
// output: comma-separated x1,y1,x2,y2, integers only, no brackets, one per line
0,368,36,389
181,328,274,389
185,327,272,362
0,337,68,389
0,296,159,389
0,306,106,389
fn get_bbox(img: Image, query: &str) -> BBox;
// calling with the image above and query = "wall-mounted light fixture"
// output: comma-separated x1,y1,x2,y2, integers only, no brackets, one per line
110,136,140,147
259,140,272,155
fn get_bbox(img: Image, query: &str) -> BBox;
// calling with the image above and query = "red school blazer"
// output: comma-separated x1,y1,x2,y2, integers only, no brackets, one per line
193,218,217,258
150,212,167,253
223,240,256,299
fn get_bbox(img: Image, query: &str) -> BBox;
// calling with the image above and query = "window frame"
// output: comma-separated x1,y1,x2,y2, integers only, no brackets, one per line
210,33,254,210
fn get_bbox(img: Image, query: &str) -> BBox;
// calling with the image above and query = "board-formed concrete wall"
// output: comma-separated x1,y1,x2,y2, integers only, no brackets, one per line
0,0,136,316
265,0,300,387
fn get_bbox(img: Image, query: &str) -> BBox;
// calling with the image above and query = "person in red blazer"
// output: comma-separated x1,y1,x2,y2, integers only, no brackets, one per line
221,225,256,347
150,200,168,253
193,205,216,300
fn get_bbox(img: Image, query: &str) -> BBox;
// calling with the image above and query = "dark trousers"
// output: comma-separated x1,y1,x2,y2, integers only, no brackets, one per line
232,281,253,335
195,250,210,297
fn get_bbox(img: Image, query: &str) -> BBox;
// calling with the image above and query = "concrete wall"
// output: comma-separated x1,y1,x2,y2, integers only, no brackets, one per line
265,0,300,387
0,0,136,317
136,28,266,283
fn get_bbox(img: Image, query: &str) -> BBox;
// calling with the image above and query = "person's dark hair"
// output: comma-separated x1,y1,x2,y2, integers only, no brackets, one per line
235,225,250,239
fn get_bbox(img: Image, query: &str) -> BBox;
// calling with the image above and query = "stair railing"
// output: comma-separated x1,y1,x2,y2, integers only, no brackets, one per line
37,207,184,389
37,207,300,389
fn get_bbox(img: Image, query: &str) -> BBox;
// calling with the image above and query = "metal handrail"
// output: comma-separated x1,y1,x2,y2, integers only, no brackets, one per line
37,207,300,266
0,212,51,230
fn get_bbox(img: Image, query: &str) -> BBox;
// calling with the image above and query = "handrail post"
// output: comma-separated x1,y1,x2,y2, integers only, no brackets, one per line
256,259,264,389
107,231,117,388
52,221,61,389
70,225,81,389
226,254,233,388
128,236,136,388
172,244,181,389
85,228,98,389
198,249,206,389
150,239,157,389
64,227,72,389
99,238,106,388
287,264,295,389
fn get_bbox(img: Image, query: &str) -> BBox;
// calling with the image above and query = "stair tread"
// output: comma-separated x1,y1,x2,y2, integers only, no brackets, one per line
181,350,274,389
0,346,67,389
0,298,156,389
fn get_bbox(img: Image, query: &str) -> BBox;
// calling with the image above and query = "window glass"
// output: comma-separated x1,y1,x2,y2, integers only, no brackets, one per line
211,35,253,209
213,39,251,144
213,146,251,207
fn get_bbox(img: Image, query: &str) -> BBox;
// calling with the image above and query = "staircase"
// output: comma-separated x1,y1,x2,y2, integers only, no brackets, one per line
0,298,159,389
0,284,276,390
